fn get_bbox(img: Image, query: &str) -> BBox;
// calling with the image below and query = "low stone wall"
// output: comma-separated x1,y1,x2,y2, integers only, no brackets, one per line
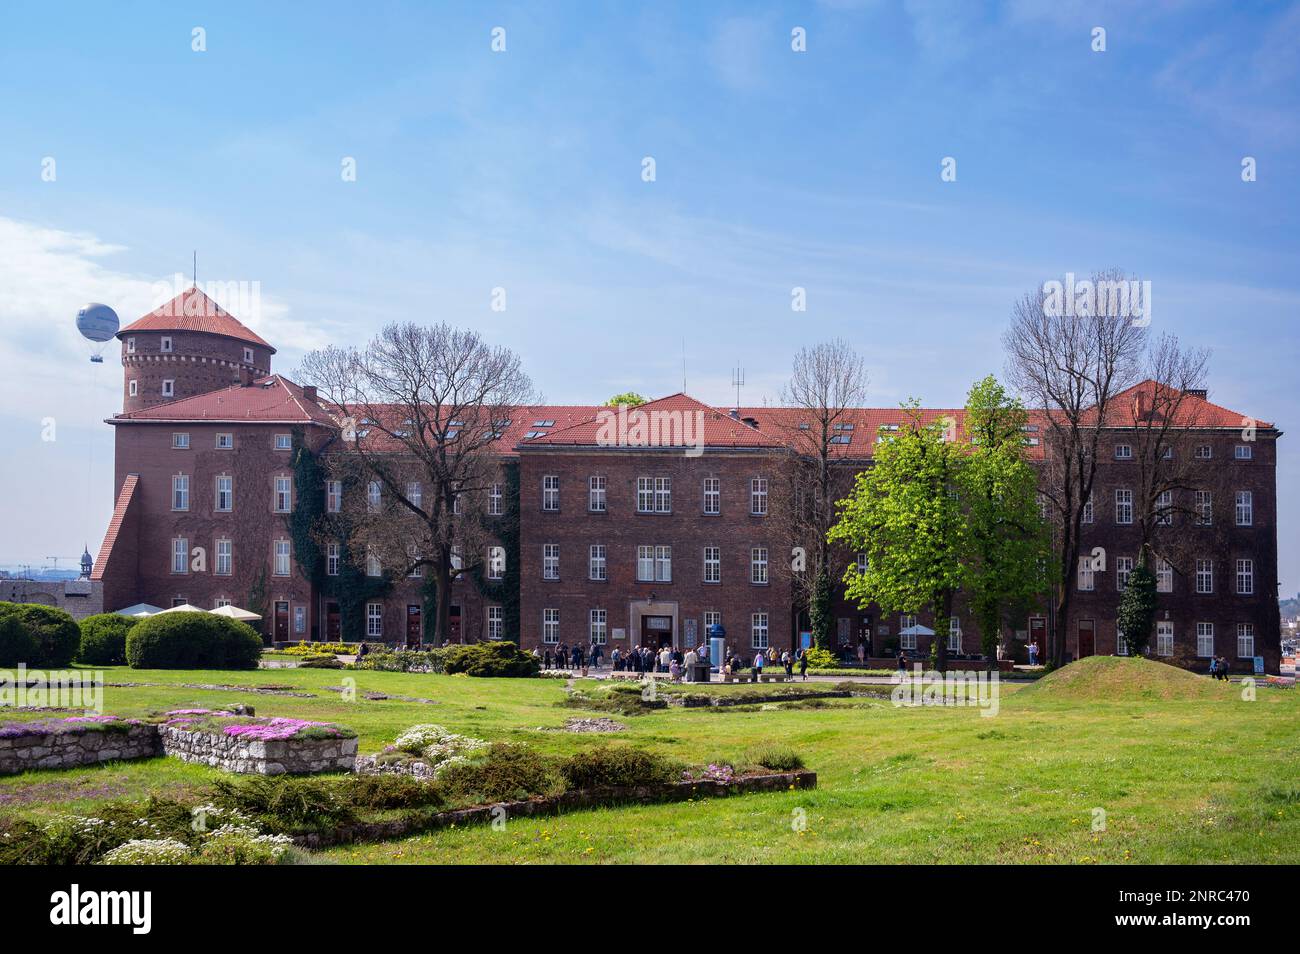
159,725,358,775
0,724,161,775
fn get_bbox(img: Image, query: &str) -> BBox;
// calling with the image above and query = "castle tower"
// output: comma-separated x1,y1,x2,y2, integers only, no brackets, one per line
115,288,275,413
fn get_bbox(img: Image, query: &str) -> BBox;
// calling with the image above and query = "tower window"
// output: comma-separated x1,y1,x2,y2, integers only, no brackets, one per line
243,347,254,364
126,337,135,353
128,380,138,396
162,379,175,397
161,336,173,353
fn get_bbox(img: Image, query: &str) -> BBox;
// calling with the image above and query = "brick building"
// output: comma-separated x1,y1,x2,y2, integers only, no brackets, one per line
92,290,1283,672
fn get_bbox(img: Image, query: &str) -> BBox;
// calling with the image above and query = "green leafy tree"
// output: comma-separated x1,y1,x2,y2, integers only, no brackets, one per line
1116,557,1157,655
604,391,647,407
828,400,965,671
957,376,1049,668
809,568,833,651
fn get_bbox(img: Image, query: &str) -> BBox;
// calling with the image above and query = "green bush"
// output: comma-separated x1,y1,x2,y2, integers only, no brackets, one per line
344,774,444,810
443,641,540,678
352,649,446,673
744,744,805,772
77,613,136,666
436,742,561,803
125,613,263,670
802,647,838,669
0,602,80,667
0,613,38,667
207,776,355,833
297,654,344,669
559,746,677,789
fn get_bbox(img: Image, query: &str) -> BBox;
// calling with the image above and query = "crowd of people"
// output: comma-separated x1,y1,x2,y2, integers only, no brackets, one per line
534,642,814,681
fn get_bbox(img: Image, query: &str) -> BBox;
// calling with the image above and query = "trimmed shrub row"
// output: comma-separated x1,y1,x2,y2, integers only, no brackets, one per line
0,602,80,668
125,613,263,670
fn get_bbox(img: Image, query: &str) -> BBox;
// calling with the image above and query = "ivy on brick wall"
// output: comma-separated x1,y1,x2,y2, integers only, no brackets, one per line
463,461,521,641
290,429,391,641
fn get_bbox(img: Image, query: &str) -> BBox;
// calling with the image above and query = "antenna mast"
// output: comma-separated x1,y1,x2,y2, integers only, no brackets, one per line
731,364,745,409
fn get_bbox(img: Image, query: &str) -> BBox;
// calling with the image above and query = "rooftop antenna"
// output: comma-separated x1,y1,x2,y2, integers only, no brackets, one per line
731,364,745,409
682,337,687,393
192,250,197,288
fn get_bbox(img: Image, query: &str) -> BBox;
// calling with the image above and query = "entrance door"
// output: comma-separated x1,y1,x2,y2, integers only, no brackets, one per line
406,605,422,648
641,615,672,648
1077,619,1095,658
449,604,462,643
1029,616,1046,657
274,601,290,642
325,602,341,641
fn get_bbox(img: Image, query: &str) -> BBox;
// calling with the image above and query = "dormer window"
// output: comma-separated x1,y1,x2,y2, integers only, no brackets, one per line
243,347,254,364
160,336,173,353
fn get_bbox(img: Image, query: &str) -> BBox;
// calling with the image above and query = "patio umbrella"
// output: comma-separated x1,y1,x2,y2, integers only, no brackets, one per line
898,623,936,637
209,604,263,622
156,603,207,614
112,603,163,617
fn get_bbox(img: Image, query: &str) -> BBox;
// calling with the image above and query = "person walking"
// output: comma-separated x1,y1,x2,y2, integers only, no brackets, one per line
753,650,765,680
798,648,809,681
897,649,907,675
783,650,794,677
1028,640,1039,666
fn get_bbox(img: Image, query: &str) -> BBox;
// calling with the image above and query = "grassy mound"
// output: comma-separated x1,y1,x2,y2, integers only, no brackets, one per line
1015,655,1227,702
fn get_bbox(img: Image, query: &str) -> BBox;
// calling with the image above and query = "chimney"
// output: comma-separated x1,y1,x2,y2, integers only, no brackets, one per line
302,385,318,403
1187,388,1208,400
729,408,740,420
238,367,256,387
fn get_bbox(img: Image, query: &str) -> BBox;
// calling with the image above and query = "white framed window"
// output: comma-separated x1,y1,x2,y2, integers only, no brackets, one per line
406,481,423,508
1194,490,1212,526
1195,444,1212,459
451,492,462,516
215,432,233,449
128,380,137,397
588,476,606,513
366,547,381,578
900,614,917,651
1156,558,1173,593
274,476,292,513
274,433,291,450
172,432,190,449
542,475,559,511
215,475,232,512
751,612,769,649
326,542,340,576
655,545,672,582
1116,628,1129,655
243,347,254,364
160,336,173,353
1114,489,1133,525
1234,490,1253,526
172,537,188,574
703,478,720,515
543,543,560,580
856,553,869,576
654,477,671,513
1156,621,1173,656
274,539,291,577
750,477,768,515
751,547,769,584
126,337,136,354
366,602,383,638
637,477,654,513
294,605,306,635
489,482,503,516
1196,622,1214,658
948,617,962,652
637,545,654,581
407,544,423,578
214,597,232,609
366,481,382,512
1077,554,1095,592
638,545,671,582
1236,623,1255,659
589,545,606,581
215,538,232,576
542,608,559,644
704,611,721,632
1156,490,1173,526
1114,444,1132,460
487,605,504,641
487,546,505,580
590,608,607,645
1236,558,1254,595
326,480,342,513
161,379,175,397
1081,492,1093,524
1234,444,1252,460
1116,556,1133,592
1161,446,1174,460
172,474,190,511
1195,558,1213,594
704,546,721,584
450,545,463,572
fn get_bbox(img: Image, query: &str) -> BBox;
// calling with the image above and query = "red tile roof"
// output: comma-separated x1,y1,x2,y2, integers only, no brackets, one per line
91,474,138,582
109,375,336,426
523,393,788,450
1085,380,1273,429
737,406,969,458
117,288,275,352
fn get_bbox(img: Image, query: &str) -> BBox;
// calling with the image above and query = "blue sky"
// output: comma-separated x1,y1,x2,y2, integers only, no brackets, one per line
1,1,1297,593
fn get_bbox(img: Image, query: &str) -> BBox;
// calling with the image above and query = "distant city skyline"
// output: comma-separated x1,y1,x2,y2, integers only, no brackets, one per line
1,2,1297,593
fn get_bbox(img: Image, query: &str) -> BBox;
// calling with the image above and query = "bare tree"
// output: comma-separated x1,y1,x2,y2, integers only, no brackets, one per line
770,339,868,650
1003,268,1147,666
298,322,535,644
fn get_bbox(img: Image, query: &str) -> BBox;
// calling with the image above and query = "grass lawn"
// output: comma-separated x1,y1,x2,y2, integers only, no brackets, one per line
1,658,1296,864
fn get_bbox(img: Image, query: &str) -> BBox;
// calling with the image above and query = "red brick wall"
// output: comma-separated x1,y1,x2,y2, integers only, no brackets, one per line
119,331,273,414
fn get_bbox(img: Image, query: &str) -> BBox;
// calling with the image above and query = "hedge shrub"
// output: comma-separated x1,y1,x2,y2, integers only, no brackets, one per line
0,602,80,667
77,613,137,666
125,613,263,670
558,746,678,789
443,641,540,678
0,613,38,667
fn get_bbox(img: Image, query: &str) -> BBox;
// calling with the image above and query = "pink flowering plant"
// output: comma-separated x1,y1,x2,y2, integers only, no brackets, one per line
0,715,142,739
160,710,355,741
